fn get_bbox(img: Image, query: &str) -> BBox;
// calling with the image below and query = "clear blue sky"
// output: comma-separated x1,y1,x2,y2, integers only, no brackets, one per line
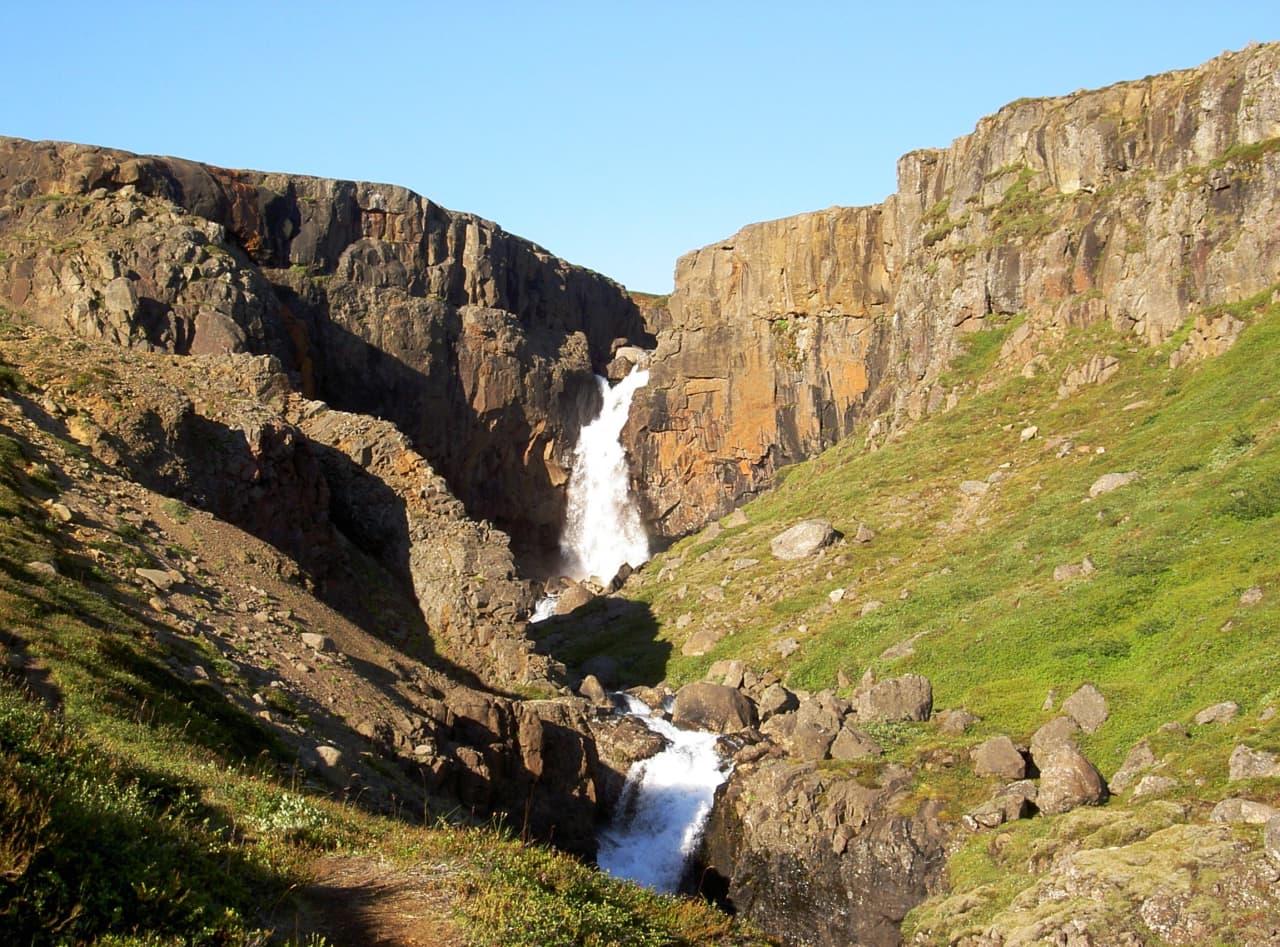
3,2,1276,292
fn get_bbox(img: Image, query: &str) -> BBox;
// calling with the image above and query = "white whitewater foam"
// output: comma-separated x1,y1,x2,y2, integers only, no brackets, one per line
596,694,732,893
560,368,651,582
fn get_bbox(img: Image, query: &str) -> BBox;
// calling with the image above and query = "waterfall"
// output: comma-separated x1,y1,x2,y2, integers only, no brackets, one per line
560,368,651,583
597,695,732,893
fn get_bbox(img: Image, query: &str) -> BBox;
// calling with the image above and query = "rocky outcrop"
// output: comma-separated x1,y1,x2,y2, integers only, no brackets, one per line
698,758,948,946
630,42,1280,536
0,136,651,563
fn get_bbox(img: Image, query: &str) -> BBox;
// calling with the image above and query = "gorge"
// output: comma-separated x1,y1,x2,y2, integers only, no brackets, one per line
1,40,1279,947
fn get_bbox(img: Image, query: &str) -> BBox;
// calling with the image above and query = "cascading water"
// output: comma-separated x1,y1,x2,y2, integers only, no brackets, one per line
597,695,732,893
559,367,651,583
532,361,729,892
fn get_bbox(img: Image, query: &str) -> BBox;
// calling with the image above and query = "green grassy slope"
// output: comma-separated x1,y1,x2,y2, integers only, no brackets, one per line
593,293,1280,786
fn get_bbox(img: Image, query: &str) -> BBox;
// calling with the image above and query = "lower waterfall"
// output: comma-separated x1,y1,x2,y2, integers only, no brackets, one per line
597,695,732,893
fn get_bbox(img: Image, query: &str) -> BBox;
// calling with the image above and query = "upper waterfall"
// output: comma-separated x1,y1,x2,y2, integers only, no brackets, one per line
560,368,651,583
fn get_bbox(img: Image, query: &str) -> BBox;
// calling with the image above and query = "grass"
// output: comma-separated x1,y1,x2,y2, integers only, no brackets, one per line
616,288,1280,773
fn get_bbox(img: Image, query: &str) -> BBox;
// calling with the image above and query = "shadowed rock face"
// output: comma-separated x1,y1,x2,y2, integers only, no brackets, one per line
0,137,651,562
629,42,1280,537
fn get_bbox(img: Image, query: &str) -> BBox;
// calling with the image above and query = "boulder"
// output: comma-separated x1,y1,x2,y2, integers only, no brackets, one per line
852,674,932,722
1061,683,1109,733
1037,745,1108,814
1088,471,1138,498
1030,716,1080,768
770,519,836,560
1210,798,1279,825
1228,744,1280,781
672,681,757,734
1240,586,1263,606
829,724,882,761
554,581,595,615
959,480,990,497
577,674,611,707
935,709,980,734
1110,740,1156,793
787,701,844,761
300,632,334,652
963,780,1037,830
971,736,1027,779
757,683,799,722
681,626,725,656
1195,701,1239,725
706,659,748,689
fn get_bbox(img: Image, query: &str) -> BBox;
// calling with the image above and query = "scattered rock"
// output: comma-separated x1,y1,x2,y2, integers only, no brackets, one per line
1062,683,1108,733
935,709,980,734
554,581,594,615
828,587,846,604
1088,471,1139,498
577,674,611,707
829,724,882,761
772,637,799,658
681,627,725,656
1210,798,1279,824
880,632,926,662
1020,425,1039,442
1037,745,1108,814
1228,744,1280,781
770,519,836,560
47,502,73,523
1111,740,1156,793
853,673,932,722
1194,701,1239,725
1053,557,1096,582
300,632,335,652
706,659,747,690
959,480,990,497
723,509,749,528
25,561,58,579
860,600,883,616
971,736,1027,779
136,567,179,591
1130,775,1178,798
671,682,757,734
963,780,1037,831
309,745,344,769
675,613,693,629
757,683,799,722
1240,586,1263,606
732,558,760,571
1030,716,1081,766
853,523,875,544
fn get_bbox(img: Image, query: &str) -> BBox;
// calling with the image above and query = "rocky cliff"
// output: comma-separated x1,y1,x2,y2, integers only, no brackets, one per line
0,137,651,564
631,42,1280,536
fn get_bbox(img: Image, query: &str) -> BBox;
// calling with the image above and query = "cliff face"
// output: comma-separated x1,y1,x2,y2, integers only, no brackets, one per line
0,138,650,559
632,42,1280,536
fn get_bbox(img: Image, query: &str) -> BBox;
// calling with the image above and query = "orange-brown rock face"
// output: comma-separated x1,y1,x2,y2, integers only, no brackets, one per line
631,42,1280,537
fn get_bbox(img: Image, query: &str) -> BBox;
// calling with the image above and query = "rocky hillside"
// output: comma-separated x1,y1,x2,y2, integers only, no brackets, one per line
630,42,1280,537
1,39,1279,947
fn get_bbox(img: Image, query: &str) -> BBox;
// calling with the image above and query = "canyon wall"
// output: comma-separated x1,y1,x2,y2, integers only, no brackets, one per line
0,137,650,560
632,42,1280,536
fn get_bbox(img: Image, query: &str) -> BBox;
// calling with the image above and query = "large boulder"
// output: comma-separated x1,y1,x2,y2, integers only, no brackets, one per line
1228,744,1280,781
1061,684,1109,734
853,673,933,722
671,681,757,733
1037,745,1108,814
770,519,836,560
971,736,1027,779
